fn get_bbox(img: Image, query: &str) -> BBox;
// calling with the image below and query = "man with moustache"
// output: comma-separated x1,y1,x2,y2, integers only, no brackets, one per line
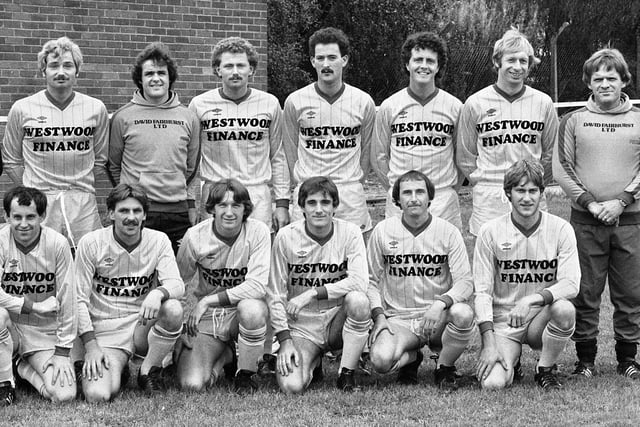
75,184,184,401
189,37,290,232
457,29,558,236
554,49,640,379
372,32,463,229
283,27,376,235
2,37,109,249
109,42,200,254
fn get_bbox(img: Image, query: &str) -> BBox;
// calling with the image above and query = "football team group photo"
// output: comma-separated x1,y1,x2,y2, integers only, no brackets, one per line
1,0,639,424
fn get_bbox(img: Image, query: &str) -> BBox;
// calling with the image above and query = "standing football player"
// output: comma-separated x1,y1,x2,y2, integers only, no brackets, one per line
475,160,579,390
372,32,463,229
554,49,640,379
175,179,271,394
0,186,75,403
367,171,474,389
283,27,376,235
189,37,290,231
109,42,200,254
75,184,184,401
267,176,371,393
457,29,558,235
2,37,108,249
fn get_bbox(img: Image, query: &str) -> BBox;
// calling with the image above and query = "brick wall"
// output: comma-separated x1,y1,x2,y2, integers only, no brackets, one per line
0,0,267,221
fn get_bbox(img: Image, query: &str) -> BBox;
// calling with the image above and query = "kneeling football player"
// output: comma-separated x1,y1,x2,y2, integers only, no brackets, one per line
75,184,184,401
474,160,579,390
367,171,474,389
175,179,271,394
267,176,371,393
0,186,74,404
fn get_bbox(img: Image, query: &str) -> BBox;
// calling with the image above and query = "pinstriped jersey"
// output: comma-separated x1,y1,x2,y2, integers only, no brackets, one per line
373,88,462,190
2,90,108,193
177,218,271,305
267,218,368,336
283,83,375,185
368,215,472,319
473,211,580,325
457,85,557,186
189,88,290,201
75,226,184,335
0,225,76,350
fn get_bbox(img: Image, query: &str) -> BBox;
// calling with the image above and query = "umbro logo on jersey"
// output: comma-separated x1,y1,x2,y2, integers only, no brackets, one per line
36,116,47,123
306,111,316,119
206,253,216,259
8,259,19,267
388,240,398,249
103,257,115,267
398,110,408,119
296,250,307,258
486,108,497,117
500,242,512,251
211,108,222,116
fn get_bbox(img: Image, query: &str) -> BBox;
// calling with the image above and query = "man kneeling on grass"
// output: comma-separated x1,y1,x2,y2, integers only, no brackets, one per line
474,160,580,390
75,184,184,401
175,179,271,394
367,170,474,390
267,176,371,393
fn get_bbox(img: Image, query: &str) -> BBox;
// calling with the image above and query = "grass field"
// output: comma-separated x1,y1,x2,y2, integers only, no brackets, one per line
4,188,640,426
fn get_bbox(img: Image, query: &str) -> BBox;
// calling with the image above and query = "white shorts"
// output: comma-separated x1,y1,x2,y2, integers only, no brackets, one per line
93,314,151,356
13,323,56,357
201,182,273,229
196,307,239,342
385,186,462,230
493,306,546,344
291,182,372,232
469,184,547,236
43,190,102,248
290,306,344,350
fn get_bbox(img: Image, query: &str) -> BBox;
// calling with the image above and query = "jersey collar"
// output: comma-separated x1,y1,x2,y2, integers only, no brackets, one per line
314,83,345,105
212,221,242,247
401,214,432,237
45,90,76,110
218,87,252,104
407,87,439,106
13,230,42,254
493,84,526,103
510,212,542,238
112,227,142,253
304,221,334,246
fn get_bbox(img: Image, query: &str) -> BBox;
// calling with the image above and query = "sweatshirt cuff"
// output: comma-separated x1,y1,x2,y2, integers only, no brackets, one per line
315,286,328,300
54,346,70,357
187,199,196,209
156,287,170,302
371,307,385,319
478,321,494,335
617,191,634,206
537,289,554,306
275,199,289,209
435,294,454,309
218,291,231,307
80,331,96,345
276,330,292,343
577,192,596,210
20,298,34,314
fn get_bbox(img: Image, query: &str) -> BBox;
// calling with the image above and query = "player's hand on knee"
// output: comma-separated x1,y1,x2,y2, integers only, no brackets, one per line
508,295,538,328
43,354,75,387
185,300,207,337
369,314,393,346
32,296,59,315
475,346,507,382
420,301,446,336
83,340,110,381
277,339,299,376
139,289,164,324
